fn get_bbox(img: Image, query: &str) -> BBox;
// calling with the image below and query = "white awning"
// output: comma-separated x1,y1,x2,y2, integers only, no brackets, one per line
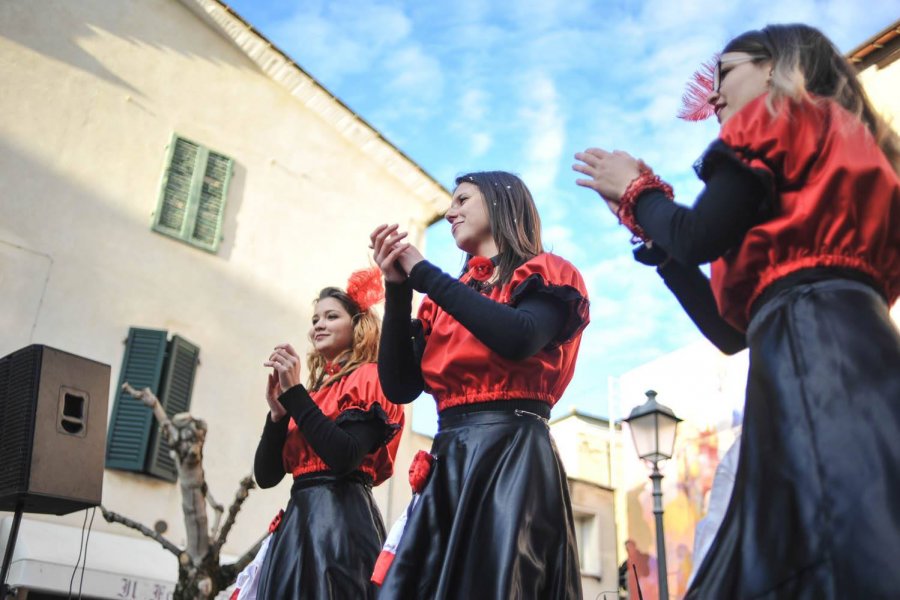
1,515,177,599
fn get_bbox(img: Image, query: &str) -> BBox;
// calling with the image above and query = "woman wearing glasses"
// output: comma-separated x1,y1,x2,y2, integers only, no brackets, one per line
574,24,900,599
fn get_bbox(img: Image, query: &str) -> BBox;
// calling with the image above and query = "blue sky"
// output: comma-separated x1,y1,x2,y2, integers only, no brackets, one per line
222,0,897,434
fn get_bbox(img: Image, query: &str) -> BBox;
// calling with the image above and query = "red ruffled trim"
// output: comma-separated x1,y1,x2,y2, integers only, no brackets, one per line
617,170,674,242
745,254,889,326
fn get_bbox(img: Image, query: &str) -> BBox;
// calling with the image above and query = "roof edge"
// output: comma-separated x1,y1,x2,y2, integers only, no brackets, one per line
178,0,451,220
847,19,900,71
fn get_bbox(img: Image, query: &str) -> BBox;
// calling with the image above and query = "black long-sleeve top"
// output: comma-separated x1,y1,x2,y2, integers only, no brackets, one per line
253,384,386,488
629,154,773,354
378,260,567,405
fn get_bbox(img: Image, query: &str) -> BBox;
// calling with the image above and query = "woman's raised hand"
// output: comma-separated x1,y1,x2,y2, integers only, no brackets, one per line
264,370,287,422
370,224,411,283
264,343,302,393
395,241,424,276
573,148,643,215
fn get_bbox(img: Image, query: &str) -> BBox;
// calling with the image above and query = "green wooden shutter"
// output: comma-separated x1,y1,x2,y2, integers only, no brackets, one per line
146,335,200,482
155,137,201,238
105,328,168,472
190,150,232,252
153,135,232,253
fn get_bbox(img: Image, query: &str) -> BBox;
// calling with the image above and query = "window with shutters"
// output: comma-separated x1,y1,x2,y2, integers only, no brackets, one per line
153,135,233,253
105,327,200,482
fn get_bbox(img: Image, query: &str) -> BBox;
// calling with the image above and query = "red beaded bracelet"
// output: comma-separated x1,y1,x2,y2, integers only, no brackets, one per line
617,170,674,242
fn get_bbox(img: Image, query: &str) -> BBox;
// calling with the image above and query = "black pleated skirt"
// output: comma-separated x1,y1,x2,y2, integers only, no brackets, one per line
686,279,900,599
257,472,386,600
377,409,583,600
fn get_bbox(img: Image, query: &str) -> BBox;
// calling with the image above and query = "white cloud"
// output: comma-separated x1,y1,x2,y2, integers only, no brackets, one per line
470,132,492,157
385,45,444,107
460,88,489,122
518,72,565,197
268,2,413,83
541,223,580,260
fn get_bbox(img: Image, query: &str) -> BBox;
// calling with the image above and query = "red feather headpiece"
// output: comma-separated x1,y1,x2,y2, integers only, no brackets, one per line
346,266,385,313
677,56,717,121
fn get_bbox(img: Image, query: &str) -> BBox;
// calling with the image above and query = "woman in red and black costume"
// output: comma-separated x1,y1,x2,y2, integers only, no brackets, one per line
575,24,900,599
370,170,590,599
252,269,405,599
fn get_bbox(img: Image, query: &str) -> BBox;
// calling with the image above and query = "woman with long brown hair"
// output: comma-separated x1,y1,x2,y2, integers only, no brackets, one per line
252,269,405,599
575,23,900,598
370,170,590,599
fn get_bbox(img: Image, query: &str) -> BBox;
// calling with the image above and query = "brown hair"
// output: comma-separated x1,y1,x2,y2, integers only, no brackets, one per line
305,287,380,390
454,170,544,286
723,24,900,173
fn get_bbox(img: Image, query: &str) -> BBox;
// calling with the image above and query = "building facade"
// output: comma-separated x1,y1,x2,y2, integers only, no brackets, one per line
0,0,448,596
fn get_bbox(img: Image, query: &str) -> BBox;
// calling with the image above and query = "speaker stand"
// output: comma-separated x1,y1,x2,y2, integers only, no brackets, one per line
0,500,24,599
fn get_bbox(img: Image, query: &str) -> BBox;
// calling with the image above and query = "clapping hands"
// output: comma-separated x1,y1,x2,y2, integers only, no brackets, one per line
263,343,301,421
370,223,425,283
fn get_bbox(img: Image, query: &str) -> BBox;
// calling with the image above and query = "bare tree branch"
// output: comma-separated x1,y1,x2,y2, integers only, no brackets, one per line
121,382,176,440
213,475,256,553
220,535,266,582
205,486,225,539
108,387,258,598
100,505,183,557
123,381,214,564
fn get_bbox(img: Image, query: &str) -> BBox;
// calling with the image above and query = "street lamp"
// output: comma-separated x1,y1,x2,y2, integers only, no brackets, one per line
623,390,682,600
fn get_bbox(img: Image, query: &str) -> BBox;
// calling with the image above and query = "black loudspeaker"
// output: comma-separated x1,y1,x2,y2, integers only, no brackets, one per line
0,345,110,515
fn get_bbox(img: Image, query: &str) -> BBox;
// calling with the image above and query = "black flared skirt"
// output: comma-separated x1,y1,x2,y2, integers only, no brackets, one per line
687,279,900,599
257,472,386,600
377,409,583,600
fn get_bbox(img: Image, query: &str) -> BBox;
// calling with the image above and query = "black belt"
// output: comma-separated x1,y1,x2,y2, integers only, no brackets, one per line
291,470,372,492
749,266,882,320
440,398,551,419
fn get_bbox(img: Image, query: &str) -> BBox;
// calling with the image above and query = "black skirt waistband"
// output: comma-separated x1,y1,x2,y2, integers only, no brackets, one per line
291,470,372,493
750,266,883,321
438,400,550,430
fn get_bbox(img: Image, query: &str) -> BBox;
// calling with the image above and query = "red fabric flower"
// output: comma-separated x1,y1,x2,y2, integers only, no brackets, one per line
268,509,284,533
323,361,341,376
408,450,434,494
467,256,494,282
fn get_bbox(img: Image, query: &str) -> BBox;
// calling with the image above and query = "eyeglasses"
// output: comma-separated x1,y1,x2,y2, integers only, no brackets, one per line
713,55,768,92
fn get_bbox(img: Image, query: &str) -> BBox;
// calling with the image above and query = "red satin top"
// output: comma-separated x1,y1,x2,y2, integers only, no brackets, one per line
416,253,590,412
282,362,404,485
710,94,900,330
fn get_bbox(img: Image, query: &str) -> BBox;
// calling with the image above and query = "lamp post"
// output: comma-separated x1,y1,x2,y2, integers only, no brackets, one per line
623,390,682,600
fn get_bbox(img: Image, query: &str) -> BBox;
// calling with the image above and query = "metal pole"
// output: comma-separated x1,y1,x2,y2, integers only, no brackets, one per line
650,463,669,600
1,500,25,598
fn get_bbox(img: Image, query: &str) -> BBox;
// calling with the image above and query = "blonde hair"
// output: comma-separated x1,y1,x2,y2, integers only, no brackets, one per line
724,24,900,173
306,287,380,391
